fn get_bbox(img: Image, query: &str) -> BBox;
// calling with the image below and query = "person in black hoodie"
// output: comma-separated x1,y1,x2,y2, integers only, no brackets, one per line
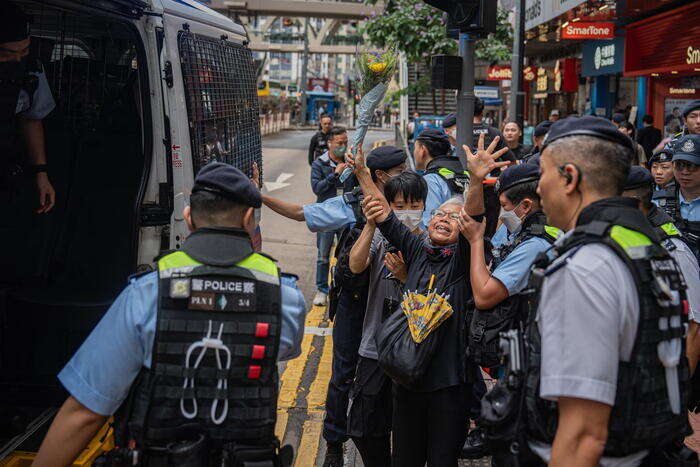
353,136,510,467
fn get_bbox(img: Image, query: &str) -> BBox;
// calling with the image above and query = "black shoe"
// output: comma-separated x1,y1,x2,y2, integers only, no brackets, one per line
461,427,488,459
322,442,344,467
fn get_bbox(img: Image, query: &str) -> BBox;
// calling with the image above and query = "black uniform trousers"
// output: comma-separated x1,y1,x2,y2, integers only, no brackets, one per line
322,287,366,445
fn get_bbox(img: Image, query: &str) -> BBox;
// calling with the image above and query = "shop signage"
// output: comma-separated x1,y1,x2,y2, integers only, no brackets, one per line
536,67,548,92
533,92,548,99
486,65,541,81
624,2,700,76
561,22,615,39
474,86,502,105
582,37,624,77
553,58,578,92
525,0,587,31
669,88,697,95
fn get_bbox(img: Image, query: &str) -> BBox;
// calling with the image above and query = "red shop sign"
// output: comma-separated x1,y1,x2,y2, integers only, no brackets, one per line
624,2,700,76
561,22,615,40
523,65,538,82
487,65,540,81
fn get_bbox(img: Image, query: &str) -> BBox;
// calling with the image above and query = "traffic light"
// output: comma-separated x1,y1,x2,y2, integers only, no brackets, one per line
423,0,497,36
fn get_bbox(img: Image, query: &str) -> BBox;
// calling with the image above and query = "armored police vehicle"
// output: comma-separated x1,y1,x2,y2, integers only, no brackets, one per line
0,0,262,461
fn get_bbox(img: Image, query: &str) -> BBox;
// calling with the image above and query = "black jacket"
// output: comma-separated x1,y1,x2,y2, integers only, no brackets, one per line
637,125,662,161
308,131,331,165
472,122,516,175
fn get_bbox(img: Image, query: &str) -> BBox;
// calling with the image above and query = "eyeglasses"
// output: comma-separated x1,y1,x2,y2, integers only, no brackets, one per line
673,160,700,172
431,209,460,220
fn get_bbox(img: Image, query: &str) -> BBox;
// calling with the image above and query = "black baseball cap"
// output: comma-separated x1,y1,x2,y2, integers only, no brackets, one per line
442,113,456,129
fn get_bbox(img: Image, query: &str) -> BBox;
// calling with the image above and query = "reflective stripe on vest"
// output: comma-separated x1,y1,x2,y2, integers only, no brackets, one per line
437,167,469,180
609,225,653,259
544,225,562,240
158,250,279,284
660,222,681,237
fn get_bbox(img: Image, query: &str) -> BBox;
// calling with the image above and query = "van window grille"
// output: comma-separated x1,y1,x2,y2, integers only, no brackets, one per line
178,31,262,180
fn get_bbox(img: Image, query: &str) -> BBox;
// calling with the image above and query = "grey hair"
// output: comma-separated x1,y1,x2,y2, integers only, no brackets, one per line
440,196,465,209
544,135,632,196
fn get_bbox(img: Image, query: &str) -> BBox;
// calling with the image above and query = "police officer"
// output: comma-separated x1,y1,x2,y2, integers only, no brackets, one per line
649,147,675,191
1,1,56,214
525,116,690,465
458,162,560,460
309,115,334,165
682,100,700,136
32,163,307,465
654,134,700,258
413,128,468,228
256,147,406,466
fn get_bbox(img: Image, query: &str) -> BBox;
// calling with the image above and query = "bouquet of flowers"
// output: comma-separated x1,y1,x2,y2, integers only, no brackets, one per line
350,46,398,153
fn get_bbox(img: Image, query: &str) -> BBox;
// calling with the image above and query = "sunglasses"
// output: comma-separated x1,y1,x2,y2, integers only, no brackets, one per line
431,209,460,220
674,160,700,172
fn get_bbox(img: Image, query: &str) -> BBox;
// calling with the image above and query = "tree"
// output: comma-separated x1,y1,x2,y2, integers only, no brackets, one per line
361,1,513,112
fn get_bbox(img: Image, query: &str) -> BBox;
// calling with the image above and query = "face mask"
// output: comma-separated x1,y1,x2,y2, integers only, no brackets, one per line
332,145,347,158
395,209,423,231
498,205,522,234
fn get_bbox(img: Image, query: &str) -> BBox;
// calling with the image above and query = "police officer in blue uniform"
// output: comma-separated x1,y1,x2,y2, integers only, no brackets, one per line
1,2,56,214
257,147,406,466
33,163,307,465
649,147,675,191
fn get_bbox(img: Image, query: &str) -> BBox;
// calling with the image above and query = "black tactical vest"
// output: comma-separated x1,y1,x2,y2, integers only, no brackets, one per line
468,211,559,368
524,204,691,457
116,248,282,458
426,155,470,195
653,185,700,258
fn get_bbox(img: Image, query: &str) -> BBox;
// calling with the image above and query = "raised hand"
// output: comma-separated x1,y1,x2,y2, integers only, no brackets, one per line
384,251,407,283
250,162,261,189
457,208,486,242
361,195,385,226
463,133,511,181
352,145,367,175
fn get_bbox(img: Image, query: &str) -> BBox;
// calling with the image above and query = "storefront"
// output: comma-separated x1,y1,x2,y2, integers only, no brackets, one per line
528,57,580,122
582,36,626,118
624,1,700,136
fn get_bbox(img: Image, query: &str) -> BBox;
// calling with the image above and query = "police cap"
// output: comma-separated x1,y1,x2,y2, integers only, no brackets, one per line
495,163,540,195
417,128,450,145
533,121,553,138
682,100,700,119
366,145,407,171
624,166,654,191
612,113,626,124
442,113,457,129
0,2,29,43
192,162,262,208
648,148,674,166
672,135,700,166
541,115,636,154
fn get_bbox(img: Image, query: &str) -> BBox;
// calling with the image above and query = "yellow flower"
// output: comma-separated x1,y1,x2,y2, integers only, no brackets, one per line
368,62,387,73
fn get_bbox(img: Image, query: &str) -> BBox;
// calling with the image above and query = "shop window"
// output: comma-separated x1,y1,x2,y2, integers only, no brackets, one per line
178,31,262,178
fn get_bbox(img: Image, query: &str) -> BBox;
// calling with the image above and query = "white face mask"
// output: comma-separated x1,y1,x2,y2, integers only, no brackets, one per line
395,209,423,231
498,205,522,234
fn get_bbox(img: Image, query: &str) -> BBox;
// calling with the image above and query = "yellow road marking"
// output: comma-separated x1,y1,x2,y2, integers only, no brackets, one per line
278,333,313,409
307,335,333,410
275,408,289,441
305,304,328,327
294,410,324,467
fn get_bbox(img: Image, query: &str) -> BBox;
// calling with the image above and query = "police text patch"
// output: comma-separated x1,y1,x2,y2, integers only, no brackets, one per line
191,278,255,294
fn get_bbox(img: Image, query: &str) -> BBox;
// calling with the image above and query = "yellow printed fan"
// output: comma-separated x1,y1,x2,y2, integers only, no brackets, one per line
400,274,454,343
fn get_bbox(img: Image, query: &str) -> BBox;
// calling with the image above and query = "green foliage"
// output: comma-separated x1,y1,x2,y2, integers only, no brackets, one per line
475,8,513,63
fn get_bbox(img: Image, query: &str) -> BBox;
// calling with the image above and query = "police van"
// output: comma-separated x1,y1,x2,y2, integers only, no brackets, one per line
0,0,261,461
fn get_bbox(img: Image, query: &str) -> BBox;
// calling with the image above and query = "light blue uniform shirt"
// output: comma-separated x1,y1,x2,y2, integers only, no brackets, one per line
15,66,55,120
492,232,551,295
303,195,356,232
490,224,508,249
679,191,700,221
422,173,453,229
58,271,307,416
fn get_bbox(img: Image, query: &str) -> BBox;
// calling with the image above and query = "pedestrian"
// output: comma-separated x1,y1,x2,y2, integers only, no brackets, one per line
523,116,690,465
414,128,469,229
612,112,626,128
31,162,307,465
666,106,683,136
257,147,407,467
548,109,559,122
649,148,675,190
347,171,428,467
653,134,700,258
310,126,350,307
502,121,531,160
619,121,647,166
637,114,662,161
458,160,560,462
353,136,510,467
1,1,56,214
309,115,334,165
472,98,515,168
523,119,534,147
520,120,552,166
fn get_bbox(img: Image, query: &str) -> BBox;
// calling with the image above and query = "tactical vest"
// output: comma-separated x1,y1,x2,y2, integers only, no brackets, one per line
117,250,282,459
653,185,700,258
647,204,689,253
426,155,470,195
468,212,560,368
525,216,691,457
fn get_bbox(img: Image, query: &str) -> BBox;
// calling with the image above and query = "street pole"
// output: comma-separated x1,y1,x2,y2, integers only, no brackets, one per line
298,17,310,126
508,0,526,133
455,33,475,171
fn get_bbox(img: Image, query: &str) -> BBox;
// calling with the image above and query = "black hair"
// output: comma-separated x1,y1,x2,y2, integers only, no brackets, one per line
328,126,347,141
416,138,451,158
643,114,654,125
384,171,428,204
320,115,332,122
620,121,636,139
503,121,521,131
190,190,245,225
503,180,540,206
624,185,653,209
474,97,484,116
